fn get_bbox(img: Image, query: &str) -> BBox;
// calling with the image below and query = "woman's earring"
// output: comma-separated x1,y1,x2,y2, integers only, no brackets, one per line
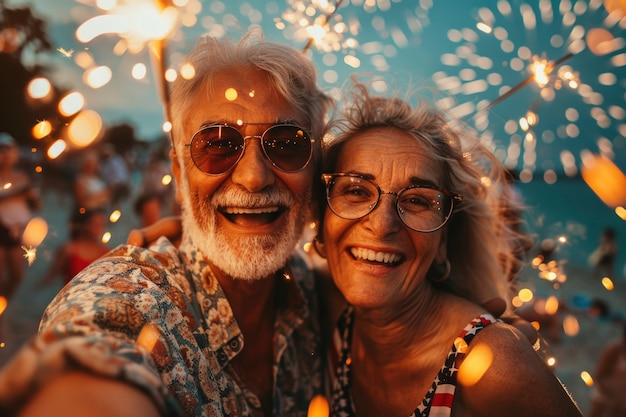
312,236,327,259
429,259,451,282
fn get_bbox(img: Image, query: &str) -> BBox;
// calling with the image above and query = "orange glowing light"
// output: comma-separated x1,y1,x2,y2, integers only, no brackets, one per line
544,296,559,315
563,315,580,337
58,92,85,117
22,217,48,248
601,277,614,290
75,51,95,69
136,323,161,353
454,337,469,354
109,210,122,223
603,0,626,17
587,28,615,56
581,370,594,386
68,110,103,148
615,206,626,220
161,174,172,185
458,343,493,386
84,66,113,89
102,232,112,244
518,288,534,303
32,120,52,139
0,296,7,315
581,154,626,208
27,77,52,99
307,394,329,417
546,356,556,367
180,63,195,80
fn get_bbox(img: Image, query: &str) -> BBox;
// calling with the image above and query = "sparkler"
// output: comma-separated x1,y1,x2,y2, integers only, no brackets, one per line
479,51,575,113
437,0,626,182
75,0,181,124
300,0,345,53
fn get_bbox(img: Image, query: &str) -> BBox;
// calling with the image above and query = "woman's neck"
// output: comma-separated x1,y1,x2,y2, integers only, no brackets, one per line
352,285,448,356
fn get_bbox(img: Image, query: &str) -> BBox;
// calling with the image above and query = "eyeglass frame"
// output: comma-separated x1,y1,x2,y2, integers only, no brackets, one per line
321,172,463,232
184,122,315,176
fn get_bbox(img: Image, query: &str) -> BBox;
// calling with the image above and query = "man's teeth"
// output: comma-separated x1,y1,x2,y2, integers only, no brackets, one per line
351,247,401,264
224,206,279,214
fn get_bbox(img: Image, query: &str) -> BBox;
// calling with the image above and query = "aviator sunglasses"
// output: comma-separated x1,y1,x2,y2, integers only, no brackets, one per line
185,123,314,175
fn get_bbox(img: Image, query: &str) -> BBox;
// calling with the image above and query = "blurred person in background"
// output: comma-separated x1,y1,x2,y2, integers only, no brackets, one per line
133,141,178,227
40,208,110,287
0,133,41,300
98,143,132,208
588,322,626,417
73,149,110,212
589,227,618,281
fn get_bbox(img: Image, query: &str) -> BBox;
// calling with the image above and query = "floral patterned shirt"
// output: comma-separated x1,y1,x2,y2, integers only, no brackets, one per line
0,237,322,417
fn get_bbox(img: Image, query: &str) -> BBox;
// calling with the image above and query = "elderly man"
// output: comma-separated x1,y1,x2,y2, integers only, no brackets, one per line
0,31,332,417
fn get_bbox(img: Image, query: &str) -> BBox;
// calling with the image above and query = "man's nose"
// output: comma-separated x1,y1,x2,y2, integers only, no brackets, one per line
229,138,276,192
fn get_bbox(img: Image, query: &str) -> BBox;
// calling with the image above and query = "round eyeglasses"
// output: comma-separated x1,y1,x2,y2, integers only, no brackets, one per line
185,123,314,175
322,173,463,232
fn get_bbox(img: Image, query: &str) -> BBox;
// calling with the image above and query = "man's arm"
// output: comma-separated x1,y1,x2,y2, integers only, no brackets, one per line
18,372,161,417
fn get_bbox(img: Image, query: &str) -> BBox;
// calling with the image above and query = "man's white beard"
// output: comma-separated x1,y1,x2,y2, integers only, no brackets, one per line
179,175,311,280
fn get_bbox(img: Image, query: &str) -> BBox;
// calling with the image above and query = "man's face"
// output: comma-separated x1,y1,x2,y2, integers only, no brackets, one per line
172,67,314,280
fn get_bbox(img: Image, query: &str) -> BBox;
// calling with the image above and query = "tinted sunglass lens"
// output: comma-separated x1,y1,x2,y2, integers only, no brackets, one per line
191,126,244,174
263,125,311,171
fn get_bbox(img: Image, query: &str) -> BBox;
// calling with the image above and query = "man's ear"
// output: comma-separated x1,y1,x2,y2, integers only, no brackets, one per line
170,148,183,204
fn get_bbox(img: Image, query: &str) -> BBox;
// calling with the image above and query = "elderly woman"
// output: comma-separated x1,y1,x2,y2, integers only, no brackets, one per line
314,81,582,417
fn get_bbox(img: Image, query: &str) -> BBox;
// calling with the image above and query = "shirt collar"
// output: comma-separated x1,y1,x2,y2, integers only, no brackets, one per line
177,241,310,361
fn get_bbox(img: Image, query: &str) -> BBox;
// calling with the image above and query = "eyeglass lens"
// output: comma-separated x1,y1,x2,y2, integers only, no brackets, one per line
189,124,312,175
326,175,453,232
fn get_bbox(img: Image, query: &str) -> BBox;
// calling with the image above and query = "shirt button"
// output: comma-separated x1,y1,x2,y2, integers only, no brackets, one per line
229,339,240,351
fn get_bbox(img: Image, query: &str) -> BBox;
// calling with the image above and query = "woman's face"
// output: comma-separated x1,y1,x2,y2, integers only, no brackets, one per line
323,127,448,310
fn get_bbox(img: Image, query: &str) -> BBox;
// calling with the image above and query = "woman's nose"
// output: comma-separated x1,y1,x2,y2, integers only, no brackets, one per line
362,193,403,235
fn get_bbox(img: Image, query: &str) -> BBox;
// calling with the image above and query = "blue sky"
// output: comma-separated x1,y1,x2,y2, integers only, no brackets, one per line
8,0,626,180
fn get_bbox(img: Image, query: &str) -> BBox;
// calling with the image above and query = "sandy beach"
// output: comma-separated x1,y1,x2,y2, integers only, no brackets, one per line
1,175,625,415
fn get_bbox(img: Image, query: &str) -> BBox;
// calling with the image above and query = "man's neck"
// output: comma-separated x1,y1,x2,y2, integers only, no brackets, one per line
212,265,277,318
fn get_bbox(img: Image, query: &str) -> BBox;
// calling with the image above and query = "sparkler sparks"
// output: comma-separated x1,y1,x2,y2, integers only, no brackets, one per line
436,0,626,180
57,47,75,58
21,245,37,266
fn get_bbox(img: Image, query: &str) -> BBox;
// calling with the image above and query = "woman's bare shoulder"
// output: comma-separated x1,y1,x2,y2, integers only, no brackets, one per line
454,321,582,417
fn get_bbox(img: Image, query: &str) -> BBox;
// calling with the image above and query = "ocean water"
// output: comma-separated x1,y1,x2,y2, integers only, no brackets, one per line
516,178,626,276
